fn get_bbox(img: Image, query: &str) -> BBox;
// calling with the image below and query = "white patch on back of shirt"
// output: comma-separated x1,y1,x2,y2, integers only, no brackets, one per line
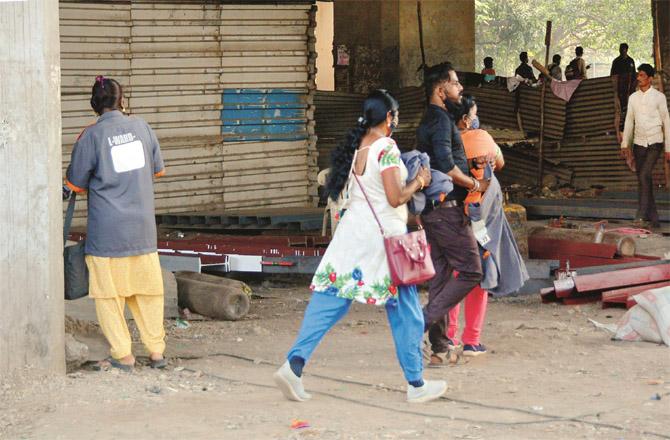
110,140,146,173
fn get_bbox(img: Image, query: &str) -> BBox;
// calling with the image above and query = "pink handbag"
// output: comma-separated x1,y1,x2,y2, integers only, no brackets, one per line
353,173,435,286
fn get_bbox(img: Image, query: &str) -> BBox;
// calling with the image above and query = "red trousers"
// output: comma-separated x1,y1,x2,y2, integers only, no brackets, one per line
446,285,488,346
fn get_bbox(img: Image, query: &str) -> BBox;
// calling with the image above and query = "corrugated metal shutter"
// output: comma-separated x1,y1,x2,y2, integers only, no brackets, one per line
60,1,318,224
60,1,132,220
217,4,317,209
129,2,225,217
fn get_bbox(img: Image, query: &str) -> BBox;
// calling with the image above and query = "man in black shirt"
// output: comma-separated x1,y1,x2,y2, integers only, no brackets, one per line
610,43,636,77
416,63,489,358
514,52,536,82
610,43,637,133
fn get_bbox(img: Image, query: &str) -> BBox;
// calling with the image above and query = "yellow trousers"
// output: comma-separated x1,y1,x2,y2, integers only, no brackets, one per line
95,295,166,360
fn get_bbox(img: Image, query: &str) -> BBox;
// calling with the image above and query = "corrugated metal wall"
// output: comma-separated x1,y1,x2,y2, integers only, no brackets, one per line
60,1,318,224
518,86,566,140
314,74,665,191
462,75,666,190
313,91,362,170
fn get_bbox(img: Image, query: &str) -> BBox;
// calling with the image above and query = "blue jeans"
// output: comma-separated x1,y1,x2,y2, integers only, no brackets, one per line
286,286,424,383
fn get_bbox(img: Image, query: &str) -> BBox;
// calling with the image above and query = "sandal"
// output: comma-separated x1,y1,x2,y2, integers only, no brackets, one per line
428,352,448,368
427,346,461,368
150,357,168,369
93,357,134,373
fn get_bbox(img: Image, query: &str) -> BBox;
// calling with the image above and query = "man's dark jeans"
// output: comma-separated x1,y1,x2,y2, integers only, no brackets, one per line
422,205,482,353
633,143,663,224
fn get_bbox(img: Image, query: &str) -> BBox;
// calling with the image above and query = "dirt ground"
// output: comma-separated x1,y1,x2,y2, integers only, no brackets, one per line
2,279,669,440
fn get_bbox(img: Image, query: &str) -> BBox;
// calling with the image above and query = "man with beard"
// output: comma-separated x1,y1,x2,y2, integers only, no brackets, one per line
416,63,489,360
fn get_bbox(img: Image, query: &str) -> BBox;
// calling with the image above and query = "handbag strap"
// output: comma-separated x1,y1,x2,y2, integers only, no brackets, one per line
63,192,77,246
352,173,386,237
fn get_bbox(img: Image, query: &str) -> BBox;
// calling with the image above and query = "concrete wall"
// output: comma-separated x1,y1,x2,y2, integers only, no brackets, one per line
399,0,476,87
333,0,383,93
653,0,669,94
0,1,65,374
333,0,475,92
315,1,335,91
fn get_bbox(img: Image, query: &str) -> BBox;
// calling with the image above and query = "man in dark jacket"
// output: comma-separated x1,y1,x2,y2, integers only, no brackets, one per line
611,43,637,133
514,52,536,82
416,62,489,356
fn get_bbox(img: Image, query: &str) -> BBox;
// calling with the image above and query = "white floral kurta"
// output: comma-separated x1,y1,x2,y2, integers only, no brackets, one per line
311,137,409,306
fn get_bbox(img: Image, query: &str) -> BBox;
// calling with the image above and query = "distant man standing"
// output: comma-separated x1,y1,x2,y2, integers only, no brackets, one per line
546,54,563,81
611,43,636,77
610,43,637,132
514,52,536,82
620,64,670,229
565,46,588,80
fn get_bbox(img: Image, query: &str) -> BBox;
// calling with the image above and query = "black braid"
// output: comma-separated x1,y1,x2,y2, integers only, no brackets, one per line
325,89,399,201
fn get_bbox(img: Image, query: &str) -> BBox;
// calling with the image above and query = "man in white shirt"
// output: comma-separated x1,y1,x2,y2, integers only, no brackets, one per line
620,64,670,228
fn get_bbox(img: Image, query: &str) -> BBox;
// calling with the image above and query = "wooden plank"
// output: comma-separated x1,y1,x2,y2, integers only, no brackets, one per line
220,71,308,85
60,25,130,38
130,8,221,21
138,110,221,125
154,178,223,195
151,126,221,139
131,57,221,70
62,58,131,71
220,41,307,52
222,170,308,187
222,140,307,155
222,155,310,172
132,26,221,37
130,41,220,53
59,10,129,22
60,41,130,54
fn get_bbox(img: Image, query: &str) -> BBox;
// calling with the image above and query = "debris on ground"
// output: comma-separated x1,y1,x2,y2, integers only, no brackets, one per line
541,260,670,306
613,287,670,346
64,333,89,372
175,271,252,321
290,420,311,430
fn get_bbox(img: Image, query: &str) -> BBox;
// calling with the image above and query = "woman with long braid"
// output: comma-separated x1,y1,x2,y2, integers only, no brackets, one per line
273,90,446,403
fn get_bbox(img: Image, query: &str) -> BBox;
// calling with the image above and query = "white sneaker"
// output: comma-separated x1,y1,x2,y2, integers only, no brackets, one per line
273,361,312,402
407,379,447,403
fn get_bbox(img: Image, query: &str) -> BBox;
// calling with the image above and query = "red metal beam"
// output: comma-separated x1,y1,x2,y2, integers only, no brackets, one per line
68,232,328,265
574,263,670,293
555,256,652,270
529,237,617,260
601,280,670,305
562,294,601,305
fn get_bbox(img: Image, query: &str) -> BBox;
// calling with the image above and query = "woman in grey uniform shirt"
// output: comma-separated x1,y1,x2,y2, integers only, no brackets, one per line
66,76,167,371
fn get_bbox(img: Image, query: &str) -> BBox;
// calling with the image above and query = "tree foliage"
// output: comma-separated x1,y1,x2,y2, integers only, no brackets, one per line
476,0,654,77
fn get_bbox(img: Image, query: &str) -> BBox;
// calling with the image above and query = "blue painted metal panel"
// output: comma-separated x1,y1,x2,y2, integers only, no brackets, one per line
221,89,308,142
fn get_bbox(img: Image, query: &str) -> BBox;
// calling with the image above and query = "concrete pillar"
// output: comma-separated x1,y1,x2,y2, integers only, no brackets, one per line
653,0,669,92
333,0,383,93
399,0,476,87
0,0,65,374
380,0,401,91
315,1,335,91
333,0,475,92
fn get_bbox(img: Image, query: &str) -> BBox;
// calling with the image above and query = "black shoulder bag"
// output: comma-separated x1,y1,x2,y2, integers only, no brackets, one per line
63,193,89,300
